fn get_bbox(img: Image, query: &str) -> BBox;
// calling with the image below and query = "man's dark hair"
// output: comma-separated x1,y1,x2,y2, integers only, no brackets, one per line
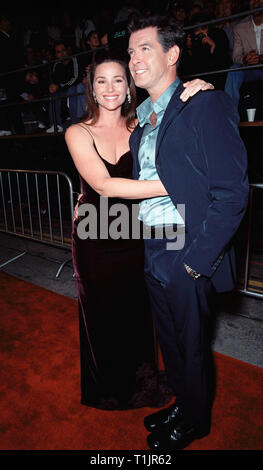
127,15,186,53
87,30,98,42
53,40,66,50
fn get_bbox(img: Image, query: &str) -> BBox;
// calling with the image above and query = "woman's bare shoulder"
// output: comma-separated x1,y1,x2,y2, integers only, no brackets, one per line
65,122,93,142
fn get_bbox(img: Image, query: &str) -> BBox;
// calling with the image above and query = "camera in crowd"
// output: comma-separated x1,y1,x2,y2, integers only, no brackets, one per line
192,32,205,43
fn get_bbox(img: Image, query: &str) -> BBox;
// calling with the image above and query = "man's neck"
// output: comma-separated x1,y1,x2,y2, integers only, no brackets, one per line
149,76,178,103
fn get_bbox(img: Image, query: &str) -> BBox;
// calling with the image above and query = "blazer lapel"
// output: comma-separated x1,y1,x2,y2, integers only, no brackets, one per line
155,80,187,161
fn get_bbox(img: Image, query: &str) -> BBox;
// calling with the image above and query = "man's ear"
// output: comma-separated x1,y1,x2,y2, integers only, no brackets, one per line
167,45,180,66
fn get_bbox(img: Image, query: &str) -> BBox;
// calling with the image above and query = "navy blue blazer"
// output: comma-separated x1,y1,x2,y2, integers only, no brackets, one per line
129,81,249,293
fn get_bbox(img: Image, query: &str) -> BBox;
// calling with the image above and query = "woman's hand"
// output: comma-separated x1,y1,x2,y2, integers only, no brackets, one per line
180,79,214,102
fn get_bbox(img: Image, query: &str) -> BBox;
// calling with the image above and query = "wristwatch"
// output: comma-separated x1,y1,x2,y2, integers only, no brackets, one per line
184,263,202,280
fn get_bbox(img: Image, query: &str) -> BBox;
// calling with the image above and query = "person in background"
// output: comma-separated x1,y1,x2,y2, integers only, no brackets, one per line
80,17,97,52
46,40,83,133
224,0,263,111
60,10,76,51
215,0,240,57
47,14,61,47
114,0,141,24
170,2,189,28
23,45,38,68
183,12,232,89
76,31,102,120
0,13,24,136
20,70,49,131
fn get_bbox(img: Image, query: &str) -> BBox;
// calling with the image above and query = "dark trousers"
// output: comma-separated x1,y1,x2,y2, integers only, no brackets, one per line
144,233,215,429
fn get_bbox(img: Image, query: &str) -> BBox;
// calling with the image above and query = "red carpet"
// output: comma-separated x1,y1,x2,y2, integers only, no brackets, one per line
0,271,263,451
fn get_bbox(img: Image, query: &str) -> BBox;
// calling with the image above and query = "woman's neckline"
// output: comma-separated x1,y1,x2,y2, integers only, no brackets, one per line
93,142,130,166
78,122,130,166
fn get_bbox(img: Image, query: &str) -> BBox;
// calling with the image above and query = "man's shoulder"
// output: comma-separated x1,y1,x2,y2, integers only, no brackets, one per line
233,17,251,33
129,122,141,143
178,89,237,125
186,89,230,109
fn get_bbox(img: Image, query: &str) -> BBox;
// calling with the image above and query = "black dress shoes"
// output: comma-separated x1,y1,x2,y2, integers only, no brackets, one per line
147,421,209,450
144,401,183,433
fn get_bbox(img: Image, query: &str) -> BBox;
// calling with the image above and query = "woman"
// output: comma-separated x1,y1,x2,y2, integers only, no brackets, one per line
65,54,213,410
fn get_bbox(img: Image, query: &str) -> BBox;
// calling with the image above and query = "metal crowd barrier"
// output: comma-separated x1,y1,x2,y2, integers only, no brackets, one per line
238,183,263,300
0,6,262,136
0,169,75,276
0,6,262,293
0,168,262,298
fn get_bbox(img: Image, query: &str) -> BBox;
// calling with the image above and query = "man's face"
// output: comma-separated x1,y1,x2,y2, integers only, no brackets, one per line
194,25,208,36
128,27,178,100
25,72,38,84
250,0,263,9
175,7,186,22
88,32,100,49
55,44,68,61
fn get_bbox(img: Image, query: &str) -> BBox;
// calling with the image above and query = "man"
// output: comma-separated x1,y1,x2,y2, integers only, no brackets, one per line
184,12,231,89
77,31,102,120
232,0,263,66
46,41,82,133
0,13,24,136
224,0,263,110
127,15,249,450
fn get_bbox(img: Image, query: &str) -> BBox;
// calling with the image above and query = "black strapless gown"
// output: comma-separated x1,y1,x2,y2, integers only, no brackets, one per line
72,150,173,410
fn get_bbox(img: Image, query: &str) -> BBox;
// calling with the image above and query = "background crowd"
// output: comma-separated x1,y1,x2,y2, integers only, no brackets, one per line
0,0,262,135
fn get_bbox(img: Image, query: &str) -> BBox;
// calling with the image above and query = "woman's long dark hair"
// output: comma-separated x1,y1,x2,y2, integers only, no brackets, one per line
81,52,137,131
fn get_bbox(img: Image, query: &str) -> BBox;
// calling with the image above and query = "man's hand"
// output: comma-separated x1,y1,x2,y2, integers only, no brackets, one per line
202,33,216,54
49,83,59,94
180,79,214,102
184,263,202,280
186,33,192,50
243,50,260,65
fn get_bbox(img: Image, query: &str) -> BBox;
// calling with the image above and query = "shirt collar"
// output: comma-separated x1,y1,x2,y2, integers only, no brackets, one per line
136,78,180,127
252,17,263,31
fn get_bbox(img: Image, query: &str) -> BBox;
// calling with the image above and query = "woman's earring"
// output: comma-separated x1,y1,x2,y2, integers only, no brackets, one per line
127,89,131,104
93,92,97,103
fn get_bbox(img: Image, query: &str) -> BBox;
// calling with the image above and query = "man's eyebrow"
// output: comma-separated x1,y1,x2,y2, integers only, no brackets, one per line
127,42,152,53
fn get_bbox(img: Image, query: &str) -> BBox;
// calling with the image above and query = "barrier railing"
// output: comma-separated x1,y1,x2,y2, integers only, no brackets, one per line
0,169,76,275
0,6,262,136
238,183,263,300
0,6,262,295
0,169,262,298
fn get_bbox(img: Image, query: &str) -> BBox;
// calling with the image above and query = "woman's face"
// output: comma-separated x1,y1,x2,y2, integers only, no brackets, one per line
93,61,128,111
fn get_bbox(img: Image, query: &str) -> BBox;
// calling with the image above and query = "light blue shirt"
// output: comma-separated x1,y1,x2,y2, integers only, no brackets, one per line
136,79,184,226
